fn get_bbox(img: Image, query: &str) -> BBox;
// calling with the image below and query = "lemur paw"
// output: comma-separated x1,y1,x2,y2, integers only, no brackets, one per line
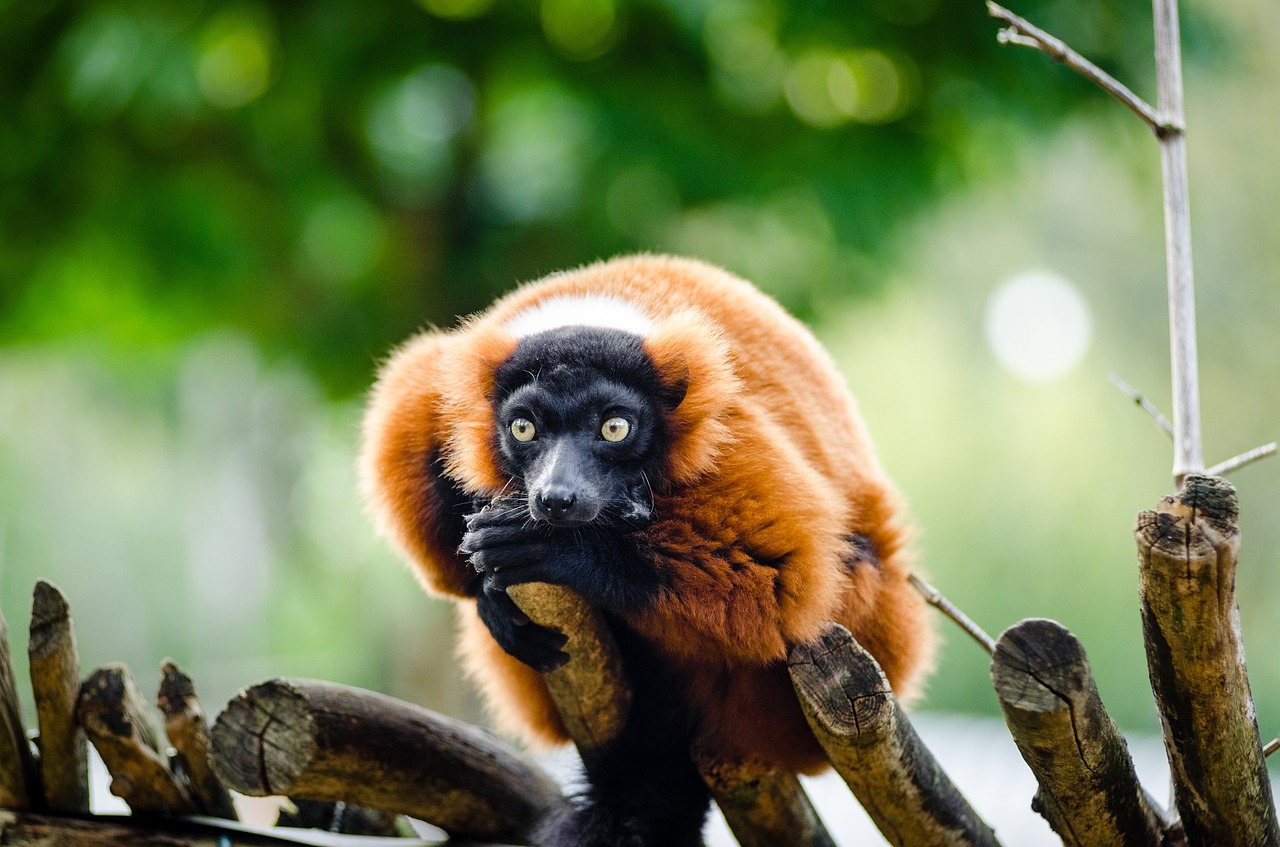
463,499,569,672
475,580,569,672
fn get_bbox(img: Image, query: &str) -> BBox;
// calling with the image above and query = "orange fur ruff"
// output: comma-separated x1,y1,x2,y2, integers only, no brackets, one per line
359,255,934,772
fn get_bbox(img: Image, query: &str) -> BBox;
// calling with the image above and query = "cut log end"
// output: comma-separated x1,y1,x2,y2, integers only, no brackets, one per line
991,618,1088,714
210,680,316,797
787,624,892,742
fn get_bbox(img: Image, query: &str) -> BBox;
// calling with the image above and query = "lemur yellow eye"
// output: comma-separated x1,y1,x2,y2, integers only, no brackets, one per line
510,418,536,442
601,417,630,443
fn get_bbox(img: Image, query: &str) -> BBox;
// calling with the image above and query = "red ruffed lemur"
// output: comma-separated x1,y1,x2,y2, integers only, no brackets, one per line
360,255,934,847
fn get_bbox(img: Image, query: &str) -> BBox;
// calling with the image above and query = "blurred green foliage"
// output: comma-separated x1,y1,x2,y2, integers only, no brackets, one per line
1,0,1193,394
1,0,1278,749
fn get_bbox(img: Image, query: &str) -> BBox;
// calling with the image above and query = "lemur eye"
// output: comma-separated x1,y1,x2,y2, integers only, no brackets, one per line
510,418,537,442
601,417,631,443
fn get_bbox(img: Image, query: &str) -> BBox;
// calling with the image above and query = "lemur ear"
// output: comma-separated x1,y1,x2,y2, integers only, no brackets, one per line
644,310,743,484
440,320,519,493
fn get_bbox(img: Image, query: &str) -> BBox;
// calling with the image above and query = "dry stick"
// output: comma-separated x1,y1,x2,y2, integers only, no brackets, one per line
210,677,560,843
0,609,38,810
27,579,88,814
1151,0,1204,481
1266,738,1280,758
790,623,1001,847
908,573,995,655
156,660,236,820
1108,374,1176,440
985,2,1175,136
507,583,837,847
693,748,836,847
991,618,1165,846
1135,475,1279,845
77,664,195,815
1108,376,1275,476
1205,442,1278,477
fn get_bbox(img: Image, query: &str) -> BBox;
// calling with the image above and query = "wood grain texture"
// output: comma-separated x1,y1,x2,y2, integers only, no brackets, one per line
0,608,38,810
156,660,236,820
27,579,88,813
789,623,1000,847
1136,474,1279,846
695,747,836,847
77,664,195,815
210,677,560,843
505,582,631,772
992,618,1164,846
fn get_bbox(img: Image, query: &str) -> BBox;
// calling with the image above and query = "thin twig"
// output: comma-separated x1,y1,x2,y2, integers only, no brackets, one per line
1108,374,1175,440
1265,738,1279,758
908,573,996,655
1205,443,1278,478
986,1,1178,138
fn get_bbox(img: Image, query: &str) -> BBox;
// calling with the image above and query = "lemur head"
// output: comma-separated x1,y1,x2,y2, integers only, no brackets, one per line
491,326,676,527
438,296,744,517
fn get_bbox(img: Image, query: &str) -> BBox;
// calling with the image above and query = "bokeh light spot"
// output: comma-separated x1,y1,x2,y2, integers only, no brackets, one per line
298,195,387,290
541,0,617,61
197,18,272,109
417,0,493,20
984,271,1093,382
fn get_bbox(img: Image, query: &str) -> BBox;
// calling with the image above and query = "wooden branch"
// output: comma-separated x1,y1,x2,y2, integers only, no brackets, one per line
0,810,452,846
1150,0,1203,480
1205,442,1277,477
693,748,836,847
156,660,236,820
210,677,560,843
0,608,38,810
1107,374,1176,440
991,618,1164,846
985,2,1174,136
1266,738,1280,758
908,573,995,654
505,582,631,773
1135,475,1278,844
77,664,195,815
789,623,1001,847
27,579,88,813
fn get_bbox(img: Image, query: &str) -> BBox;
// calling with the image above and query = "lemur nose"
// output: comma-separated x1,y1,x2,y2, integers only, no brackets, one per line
535,490,577,520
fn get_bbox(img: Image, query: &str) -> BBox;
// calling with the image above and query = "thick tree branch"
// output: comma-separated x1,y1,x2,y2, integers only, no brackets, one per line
78,665,195,816
210,678,559,843
505,583,631,774
992,619,1165,845
1135,475,1278,844
986,2,1176,136
156,660,236,820
790,623,1001,847
28,580,89,814
0,609,39,810
694,750,837,847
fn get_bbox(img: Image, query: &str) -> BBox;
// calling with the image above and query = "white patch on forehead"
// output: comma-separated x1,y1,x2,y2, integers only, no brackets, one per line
506,294,654,338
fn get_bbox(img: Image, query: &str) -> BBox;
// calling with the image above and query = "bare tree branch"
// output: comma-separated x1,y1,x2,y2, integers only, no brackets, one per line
1204,442,1277,477
1108,374,1175,440
908,573,996,655
986,2,1177,137
1150,0,1204,481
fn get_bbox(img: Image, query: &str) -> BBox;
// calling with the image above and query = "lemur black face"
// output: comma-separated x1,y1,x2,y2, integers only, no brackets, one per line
493,327,673,528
